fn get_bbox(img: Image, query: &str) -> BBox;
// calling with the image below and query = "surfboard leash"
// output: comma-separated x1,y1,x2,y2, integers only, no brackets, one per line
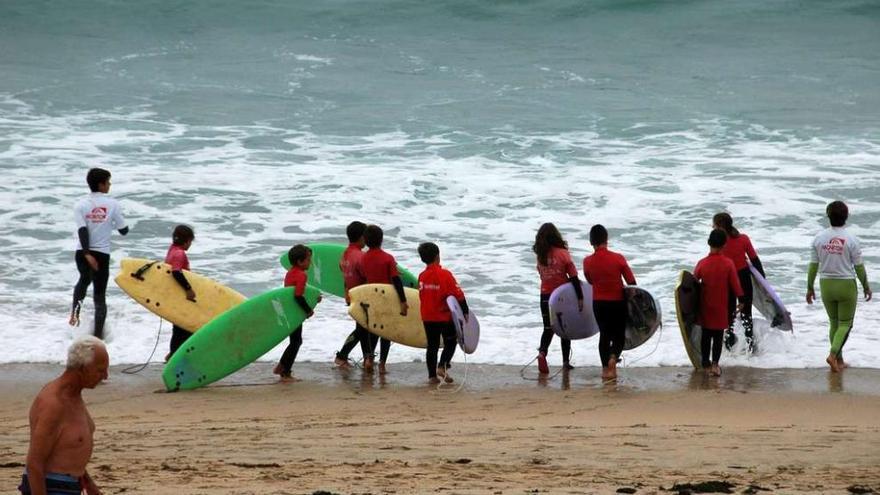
433,354,469,394
122,318,163,375
623,322,663,368
519,355,565,381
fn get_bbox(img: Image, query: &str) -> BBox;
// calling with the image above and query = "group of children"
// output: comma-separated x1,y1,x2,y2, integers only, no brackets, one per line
70,168,872,380
275,221,470,383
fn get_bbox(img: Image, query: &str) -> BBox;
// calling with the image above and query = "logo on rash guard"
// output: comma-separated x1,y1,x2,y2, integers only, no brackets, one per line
86,207,108,223
420,282,441,291
823,237,846,255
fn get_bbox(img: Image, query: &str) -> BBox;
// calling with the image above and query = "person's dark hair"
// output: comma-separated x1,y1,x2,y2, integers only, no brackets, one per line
86,168,111,192
589,224,609,247
364,224,384,249
708,229,727,248
346,221,367,243
712,212,740,238
533,223,567,266
172,225,195,246
826,201,848,227
288,244,312,265
418,242,440,264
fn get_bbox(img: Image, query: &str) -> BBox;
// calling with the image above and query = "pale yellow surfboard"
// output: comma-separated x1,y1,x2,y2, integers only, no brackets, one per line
348,284,431,348
114,258,246,333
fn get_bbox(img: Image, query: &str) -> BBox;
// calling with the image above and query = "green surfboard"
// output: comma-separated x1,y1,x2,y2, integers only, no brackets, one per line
162,285,321,391
279,243,418,298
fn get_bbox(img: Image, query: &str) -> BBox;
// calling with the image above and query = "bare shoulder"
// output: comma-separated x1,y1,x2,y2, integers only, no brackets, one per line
29,381,65,427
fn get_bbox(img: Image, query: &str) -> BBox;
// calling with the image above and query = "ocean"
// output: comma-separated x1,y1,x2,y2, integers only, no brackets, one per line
1,0,878,369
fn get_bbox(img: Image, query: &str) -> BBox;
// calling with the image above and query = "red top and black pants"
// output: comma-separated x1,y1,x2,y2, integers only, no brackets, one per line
166,243,192,357
277,265,314,376
356,247,408,364
419,263,468,378
336,243,372,362
537,247,582,363
720,233,764,350
694,252,745,367
583,246,636,368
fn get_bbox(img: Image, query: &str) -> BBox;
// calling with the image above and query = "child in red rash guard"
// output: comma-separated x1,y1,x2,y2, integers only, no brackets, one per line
164,224,196,362
417,242,470,384
582,224,636,381
333,221,373,370
274,244,320,382
694,229,745,377
532,223,584,376
713,212,766,353
355,224,408,375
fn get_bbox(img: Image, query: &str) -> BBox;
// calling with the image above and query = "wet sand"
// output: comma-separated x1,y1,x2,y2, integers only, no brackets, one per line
2,363,879,494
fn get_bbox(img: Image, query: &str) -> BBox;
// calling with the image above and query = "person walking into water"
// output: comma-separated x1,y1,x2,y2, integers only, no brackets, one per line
70,168,128,339
806,201,872,372
712,212,766,353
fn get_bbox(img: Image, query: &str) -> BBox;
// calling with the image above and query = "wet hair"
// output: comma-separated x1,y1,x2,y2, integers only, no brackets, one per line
288,244,312,265
708,229,728,249
589,224,609,247
67,335,106,369
533,223,567,266
418,242,440,264
364,224,384,249
172,225,195,246
712,212,740,238
346,221,367,243
86,168,111,192
826,201,848,227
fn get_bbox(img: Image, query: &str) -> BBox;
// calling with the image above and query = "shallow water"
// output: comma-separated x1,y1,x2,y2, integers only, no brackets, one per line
0,0,878,367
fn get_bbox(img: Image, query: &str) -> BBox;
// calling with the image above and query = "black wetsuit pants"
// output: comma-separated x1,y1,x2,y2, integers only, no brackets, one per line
278,325,303,375
169,325,191,356
425,321,457,378
594,300,627,368
728,268,754,336
539,293,571,362
701,328,724,367
336,323,375,361
72,250,110,339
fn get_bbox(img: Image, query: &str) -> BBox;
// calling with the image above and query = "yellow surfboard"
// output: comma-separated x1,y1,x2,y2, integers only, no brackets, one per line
115,258,246,333
348,284,430,348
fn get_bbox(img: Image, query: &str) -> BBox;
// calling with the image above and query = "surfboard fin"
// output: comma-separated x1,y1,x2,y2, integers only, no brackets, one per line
131,261,159,281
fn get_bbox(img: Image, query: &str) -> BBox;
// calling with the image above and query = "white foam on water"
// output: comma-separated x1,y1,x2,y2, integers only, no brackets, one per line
1,96,878,370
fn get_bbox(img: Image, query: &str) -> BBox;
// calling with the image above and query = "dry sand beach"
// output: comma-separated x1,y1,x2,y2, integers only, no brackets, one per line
2,363,879,494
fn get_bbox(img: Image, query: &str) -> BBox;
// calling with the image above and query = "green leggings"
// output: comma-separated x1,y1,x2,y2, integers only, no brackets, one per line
820,278,858,355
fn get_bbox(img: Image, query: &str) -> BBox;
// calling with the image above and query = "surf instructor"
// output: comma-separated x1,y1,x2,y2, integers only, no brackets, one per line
806,201,871,372
70,168,128,339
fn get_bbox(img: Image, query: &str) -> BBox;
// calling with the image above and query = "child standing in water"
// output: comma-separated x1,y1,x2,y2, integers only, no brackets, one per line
274,244,320,382
333,221,374,370
532,223,584,376
164,225,196,361
806,201,872,372
70,168,129,339
712,212,766,353
694,229,744,376
582,225,636,381
417,242,469,384
356,225,408,374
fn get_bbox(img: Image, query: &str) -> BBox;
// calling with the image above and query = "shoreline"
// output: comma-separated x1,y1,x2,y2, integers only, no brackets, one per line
2,363,880,493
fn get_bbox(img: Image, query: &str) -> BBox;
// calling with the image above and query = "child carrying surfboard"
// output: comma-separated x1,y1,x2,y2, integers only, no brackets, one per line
417,242,470,384
694,230,745,377
355,225,409,375
712,212,766,353
582,224,637,381
274,245,321,382
333,221,375,370
164,225,196,361
533,223,584,376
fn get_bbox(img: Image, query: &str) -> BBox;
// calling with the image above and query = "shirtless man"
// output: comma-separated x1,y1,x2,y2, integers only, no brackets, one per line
21,336,108,495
